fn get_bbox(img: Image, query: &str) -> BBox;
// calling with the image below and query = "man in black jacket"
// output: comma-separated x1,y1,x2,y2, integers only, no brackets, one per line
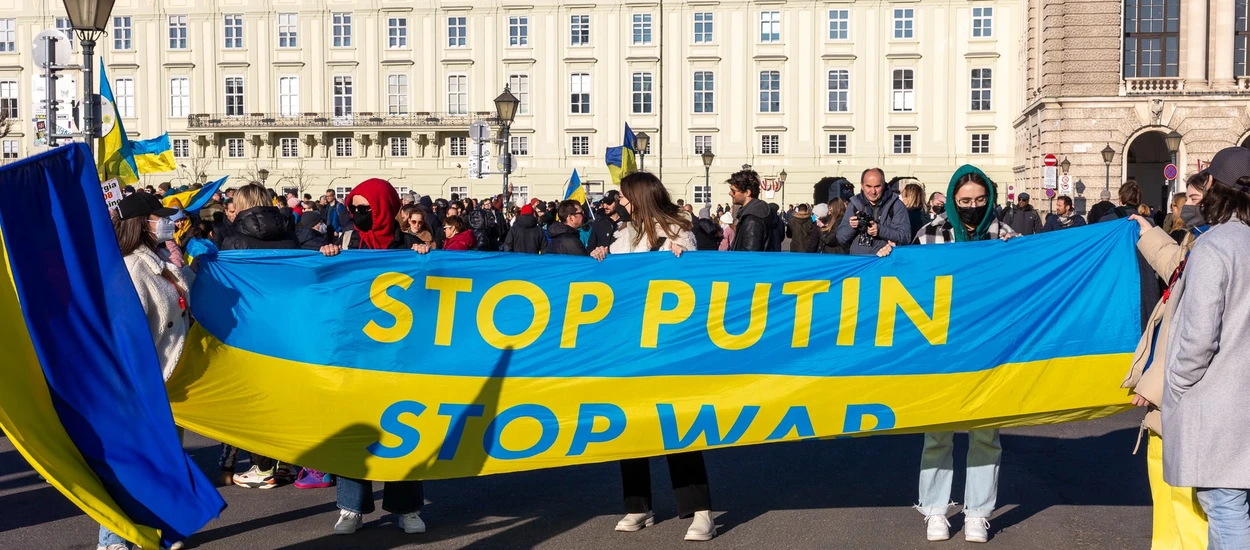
1001,193,1043,235
502,204,546,253
545,200,602,256
1086,189,1116,224
728,170,771,251
588,190,620,250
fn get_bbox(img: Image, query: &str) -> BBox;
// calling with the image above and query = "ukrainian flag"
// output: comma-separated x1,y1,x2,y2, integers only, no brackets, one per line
95,60,139,185
605,124,640,185
132,134,177,175
564,169,586,204
163,175,228,213
0,144,225,549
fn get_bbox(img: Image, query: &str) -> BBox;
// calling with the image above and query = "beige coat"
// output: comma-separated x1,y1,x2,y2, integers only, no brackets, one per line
1121,226,1192,440
123,247,193,381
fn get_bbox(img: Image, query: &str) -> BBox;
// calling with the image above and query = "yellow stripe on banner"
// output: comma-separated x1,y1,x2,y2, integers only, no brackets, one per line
0,226,160,549
168,324,1133,481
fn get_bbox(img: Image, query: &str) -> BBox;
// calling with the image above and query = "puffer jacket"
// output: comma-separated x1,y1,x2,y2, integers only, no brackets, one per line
503,214,545,253
786,215,815,252
544,222,588,255
220,207,300,250
730,199,771,251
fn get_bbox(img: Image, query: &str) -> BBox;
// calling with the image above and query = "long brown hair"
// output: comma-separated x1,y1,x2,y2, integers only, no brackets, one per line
620,172,693,249
113,214,157,256
1169,193,1187,232
901,183,925,210
397,205,428,234
823,198,847,233
1199,175,1250,226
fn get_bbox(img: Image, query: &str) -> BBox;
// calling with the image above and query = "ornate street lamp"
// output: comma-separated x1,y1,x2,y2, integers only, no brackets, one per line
493,85,520,202
1165,130,1183,192
62,0,116,153
197,171,207,185
701,150,715,202
258,168,270,183
1059,157,1071,175
635,132,650,171
1101,144,1115,193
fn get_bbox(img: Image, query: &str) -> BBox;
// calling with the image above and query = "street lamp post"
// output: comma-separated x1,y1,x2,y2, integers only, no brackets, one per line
62,0,116,154
778,169,787,207
258,168,269,186
701,151,715,204
1165,130,1183,194
493,85,520,204
1101,144,1116,193
197,171,207,185
1056,157,1071,213
635,132,650,172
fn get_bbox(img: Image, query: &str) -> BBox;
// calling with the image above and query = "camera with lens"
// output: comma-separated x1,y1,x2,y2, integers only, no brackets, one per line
854,210,875,246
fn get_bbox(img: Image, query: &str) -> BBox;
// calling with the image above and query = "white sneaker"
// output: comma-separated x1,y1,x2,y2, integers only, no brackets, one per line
684,511,717,541
232,465,276,489
399,511,426,534
169,541,185,550
925,515,951,541
614,511,655,532
333,510,363,535
964,517,990,543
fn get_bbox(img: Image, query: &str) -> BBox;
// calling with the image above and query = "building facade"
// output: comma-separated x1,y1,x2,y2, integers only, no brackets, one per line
6,0,1018,205
1016,0,1250,215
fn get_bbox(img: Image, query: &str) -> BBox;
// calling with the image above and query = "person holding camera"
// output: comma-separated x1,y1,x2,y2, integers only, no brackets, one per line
835,168,913,255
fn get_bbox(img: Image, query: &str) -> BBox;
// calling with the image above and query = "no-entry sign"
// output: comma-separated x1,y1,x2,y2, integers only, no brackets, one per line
1044,154,1058,167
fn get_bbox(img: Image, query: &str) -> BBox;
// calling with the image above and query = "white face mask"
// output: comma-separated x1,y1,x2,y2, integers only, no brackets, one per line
151,217,176,243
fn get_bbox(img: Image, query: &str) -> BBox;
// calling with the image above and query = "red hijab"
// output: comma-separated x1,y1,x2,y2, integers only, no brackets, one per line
345,178,400,250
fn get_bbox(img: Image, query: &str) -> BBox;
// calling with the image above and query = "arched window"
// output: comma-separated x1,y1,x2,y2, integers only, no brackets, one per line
1123,0,1179,78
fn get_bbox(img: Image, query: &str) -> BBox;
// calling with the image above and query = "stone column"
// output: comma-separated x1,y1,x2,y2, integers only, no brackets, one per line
1185,0,1209,87
1213,0,1236,88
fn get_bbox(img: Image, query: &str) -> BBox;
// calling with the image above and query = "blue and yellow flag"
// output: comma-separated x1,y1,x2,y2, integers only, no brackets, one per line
0,144,224,548
95,60,139,185
163,175,227,213
132,134,177,175
606,124,640,185
564,169,586,204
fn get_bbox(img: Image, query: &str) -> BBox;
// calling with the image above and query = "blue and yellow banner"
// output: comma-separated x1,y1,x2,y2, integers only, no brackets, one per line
0,144,224,548
132,133,177,174
170,220,1142,481
163,175,227,213
565,169,586,204
96,61,139,185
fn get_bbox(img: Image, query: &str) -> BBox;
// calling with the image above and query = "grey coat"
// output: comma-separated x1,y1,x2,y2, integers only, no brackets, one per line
834,189,912,255
1162,219,1250,489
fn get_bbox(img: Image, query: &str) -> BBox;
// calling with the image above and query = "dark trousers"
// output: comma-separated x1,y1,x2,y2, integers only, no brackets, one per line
621,452,711,518
219,444,275,472
337,478,425,515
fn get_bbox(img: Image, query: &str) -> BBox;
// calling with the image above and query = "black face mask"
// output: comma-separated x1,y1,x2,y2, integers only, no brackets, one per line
1180,204,1206,229
956,205,988,228
932,204,945,216
352,205,374,231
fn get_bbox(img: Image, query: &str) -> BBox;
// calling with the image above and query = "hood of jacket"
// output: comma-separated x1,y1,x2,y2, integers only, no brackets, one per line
943,164,998,242
736,198,772,221
233,206,291,241
548,221,579,239
513,213,539,229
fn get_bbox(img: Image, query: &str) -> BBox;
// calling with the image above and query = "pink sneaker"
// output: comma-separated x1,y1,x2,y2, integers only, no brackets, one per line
293,468,335,489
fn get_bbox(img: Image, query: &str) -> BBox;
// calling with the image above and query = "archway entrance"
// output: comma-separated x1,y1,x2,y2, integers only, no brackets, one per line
1125,131,1172,211
1241,134,1250,148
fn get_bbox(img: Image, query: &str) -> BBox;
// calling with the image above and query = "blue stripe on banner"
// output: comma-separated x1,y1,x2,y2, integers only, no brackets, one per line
0,144,224,546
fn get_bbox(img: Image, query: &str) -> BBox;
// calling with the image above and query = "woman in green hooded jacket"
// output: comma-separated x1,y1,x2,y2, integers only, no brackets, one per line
878,165,1017,544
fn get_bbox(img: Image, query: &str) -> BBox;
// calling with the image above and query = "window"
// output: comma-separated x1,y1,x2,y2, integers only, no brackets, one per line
279,76,299,117
168,15,188,49
570,73,591,113
278,14,298,48
0,20,13,53
693,71,714,113
694,13,713,43
225,77,244,116
224,15,243,48
388,75,408,114
449,186,469,199
827,70,849,112
509,16,528,46
450,136,468,156
759,70,780,113
829,10,849,40
514,185,530,205
760,11,780,43
0,81,16,118
388,18,408,48
334,137,354,157
227,138,245,158
389,137,408,157
1240,0,1250,75
169,78,189,117
2,140,16,160
56,17,73,42
333,76,353,117
760,134,780,155
506,75,531,116
447,75,468,115
893,8,914,39
571,136,590,156
510,136,529,156
172,139,191,158
633,14,653,44
280,137,299,158
893,134,912,154
972,6,993,37
115,78,135,118
1124,0,1179,78
828,134,848,154
970,68,992,111
113,16,133,50
892,69,914,111
448,17,467,47
332,13,353,47
631,72,653,114
571,15,590,45
971,133,990,154
694,135,713,155
694,185,712,204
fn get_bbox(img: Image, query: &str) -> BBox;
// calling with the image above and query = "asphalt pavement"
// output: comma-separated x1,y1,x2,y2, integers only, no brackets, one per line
0,411,1151,549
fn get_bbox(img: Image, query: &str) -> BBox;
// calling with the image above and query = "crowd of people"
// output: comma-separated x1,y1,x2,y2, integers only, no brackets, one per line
97,149,1250,549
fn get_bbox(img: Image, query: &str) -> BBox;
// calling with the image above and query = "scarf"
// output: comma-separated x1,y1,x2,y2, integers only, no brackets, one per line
944,164,998,242
344,178,401,250
1056,213,1077,228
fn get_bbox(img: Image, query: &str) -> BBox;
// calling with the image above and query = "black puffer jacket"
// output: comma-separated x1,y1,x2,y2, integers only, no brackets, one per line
221,207,300,250
587,216,617,250
543,222,587,255
503,214,545,253
731,199,772,251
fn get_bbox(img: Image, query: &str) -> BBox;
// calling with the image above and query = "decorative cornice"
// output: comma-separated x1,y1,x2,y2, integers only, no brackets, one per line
822,125,855,131
272,61,305,68
754,126,787,131
503,57,538,64
562,57,597,64
821,54,857,61
108,63,140,69
163,62,195,69
965,52,1001,59
887,125,920,132
687,56,721,62
326,60,359,67
381,59,415,66
625,56,660,63
218,61,250,68
886,53,922,60
753,54,788,62
441,58,474,66
966,125,997,131
566,128,598,133
689,127,721,133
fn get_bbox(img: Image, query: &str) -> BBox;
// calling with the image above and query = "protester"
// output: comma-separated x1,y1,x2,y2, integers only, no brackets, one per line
439,215,476,251
879,165,1017,544
693,215,724,251
295,211,329,251
1042,195,1086,232
1163,192,1189,243
836,168,911,255
901,182,930,236
1001,192,1042,236
503,204,545,253
1088,189,1116,224
718,212,735,251
322,189,349,237
185,220,219,265
544,200,603,257
395,205,438,251
767,203,786,251
466,205,500,251
605,172,714,541
928,192,946,219
588,190,621,250
1101,181,1145,222
818,198,850,254
220,184,301,252
785,204,815,252
727,170,771,251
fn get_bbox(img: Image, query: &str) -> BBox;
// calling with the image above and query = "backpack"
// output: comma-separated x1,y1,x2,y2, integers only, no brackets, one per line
466,209,499,251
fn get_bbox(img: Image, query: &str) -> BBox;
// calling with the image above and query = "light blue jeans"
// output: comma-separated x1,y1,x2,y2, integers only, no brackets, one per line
917,429,1001,519
98,525,131,548
1197,488,1250,549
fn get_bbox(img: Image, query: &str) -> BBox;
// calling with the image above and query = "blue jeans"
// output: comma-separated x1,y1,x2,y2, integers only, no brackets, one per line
1197,488,1250,550
336,478,424,515
98,525,131,548
917,430,1001,519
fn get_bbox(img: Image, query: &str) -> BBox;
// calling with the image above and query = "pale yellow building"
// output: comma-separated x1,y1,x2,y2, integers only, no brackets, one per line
5,0,1019,205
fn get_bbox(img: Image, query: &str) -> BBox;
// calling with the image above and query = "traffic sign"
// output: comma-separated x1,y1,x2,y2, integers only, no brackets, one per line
1043,154,1058,167
32,29,72,69
1164,163,1178,180
1043,166,1058,189
1058,175,1073,194
1045,188,1056,199
469,121,491,141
